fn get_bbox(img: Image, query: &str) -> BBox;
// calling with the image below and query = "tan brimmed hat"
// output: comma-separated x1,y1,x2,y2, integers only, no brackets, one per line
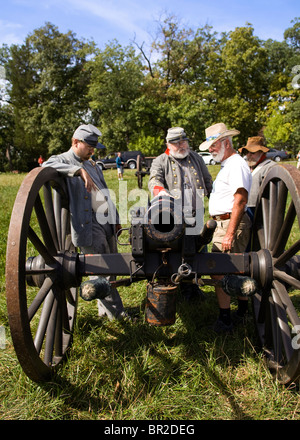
199,123,240,151
238,136,269,154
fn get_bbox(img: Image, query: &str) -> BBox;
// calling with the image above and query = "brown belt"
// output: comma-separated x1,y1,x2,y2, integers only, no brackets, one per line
211,213,231,221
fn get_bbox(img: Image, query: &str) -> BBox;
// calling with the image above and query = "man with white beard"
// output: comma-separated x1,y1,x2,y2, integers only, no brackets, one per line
199,123,252,333
148,127,212,200
148,127,213,300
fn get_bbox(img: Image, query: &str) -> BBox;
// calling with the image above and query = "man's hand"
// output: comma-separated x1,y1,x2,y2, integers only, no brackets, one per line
157,189,170,197
77,168,97,192
222,230,235,253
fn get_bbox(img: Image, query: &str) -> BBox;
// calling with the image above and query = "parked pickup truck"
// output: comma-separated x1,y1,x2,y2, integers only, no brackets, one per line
96,151,145,170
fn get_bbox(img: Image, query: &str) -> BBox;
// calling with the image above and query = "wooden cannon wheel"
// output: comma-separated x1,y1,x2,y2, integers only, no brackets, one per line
251,164,300,385
5,167,79,382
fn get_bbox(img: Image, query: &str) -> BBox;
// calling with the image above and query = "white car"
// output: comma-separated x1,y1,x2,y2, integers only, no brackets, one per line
198,152,216,165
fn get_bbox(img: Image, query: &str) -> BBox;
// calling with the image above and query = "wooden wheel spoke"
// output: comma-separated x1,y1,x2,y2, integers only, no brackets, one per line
61,293,71,334
261,197,270,248
273,280,300,328
274,268,300,290
271,287,293,362
53,190,63,250
65,288,77,307
43,182,59,251
54,284,71,335
34,290,55,354
28,276,54,321
272,202,296,257
44,284,73,365
256,225,265,249
264,296,279,353
269,181,288,250
33,286,65,366
34,194,57,255
44,293,59,366
267,181,277,248
28,226,57,265
274,239,300,269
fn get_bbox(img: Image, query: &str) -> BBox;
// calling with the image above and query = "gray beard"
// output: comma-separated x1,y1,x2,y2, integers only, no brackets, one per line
212,144,225,163
170,149,190,159
247,159,258,167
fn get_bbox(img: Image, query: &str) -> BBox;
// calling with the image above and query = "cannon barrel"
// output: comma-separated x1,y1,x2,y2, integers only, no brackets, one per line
143,195,186,251
131,194,212,255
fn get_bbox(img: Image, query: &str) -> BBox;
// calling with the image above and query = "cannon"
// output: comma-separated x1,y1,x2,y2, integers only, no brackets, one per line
5,164,300,385
135,154,155,188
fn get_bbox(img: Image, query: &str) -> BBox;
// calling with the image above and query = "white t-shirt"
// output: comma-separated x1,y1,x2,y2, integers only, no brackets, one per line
209,154,252,216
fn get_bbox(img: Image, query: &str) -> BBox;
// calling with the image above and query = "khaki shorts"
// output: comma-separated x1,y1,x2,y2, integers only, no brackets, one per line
211,213,252,253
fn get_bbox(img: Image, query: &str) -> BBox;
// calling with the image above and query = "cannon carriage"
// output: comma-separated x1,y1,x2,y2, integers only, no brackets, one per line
135,154,155,189
5,163,300,385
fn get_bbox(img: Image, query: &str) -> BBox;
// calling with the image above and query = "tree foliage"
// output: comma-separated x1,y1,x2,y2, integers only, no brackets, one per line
0,17,299,171
88,41,144,150
1,23,96,169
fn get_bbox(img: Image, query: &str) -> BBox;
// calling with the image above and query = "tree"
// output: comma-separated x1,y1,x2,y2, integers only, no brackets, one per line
264,110,293,148
0,103,15,171
6,22,96,167
285,96,300,152
134,15,218,148
88,41,144,151
284,18,300,154
1,17,300,163
284,17,300,51
262,19,300,153
212,25,269,146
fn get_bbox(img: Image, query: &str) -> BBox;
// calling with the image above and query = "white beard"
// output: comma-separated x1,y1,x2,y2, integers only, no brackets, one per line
170,148,190,159
212,144,225,163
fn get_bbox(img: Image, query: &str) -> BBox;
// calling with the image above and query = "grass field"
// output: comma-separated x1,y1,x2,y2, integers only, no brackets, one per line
1,163,300,420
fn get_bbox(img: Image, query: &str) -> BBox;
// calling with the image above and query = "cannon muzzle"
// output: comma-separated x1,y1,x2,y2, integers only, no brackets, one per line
143,195,185,251
130,195,215,259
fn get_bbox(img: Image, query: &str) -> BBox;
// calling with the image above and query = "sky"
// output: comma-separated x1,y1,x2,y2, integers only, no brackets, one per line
0,0,299,51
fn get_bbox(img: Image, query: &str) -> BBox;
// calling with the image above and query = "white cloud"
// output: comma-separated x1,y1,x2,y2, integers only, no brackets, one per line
65,0,153,41
0,20,24,45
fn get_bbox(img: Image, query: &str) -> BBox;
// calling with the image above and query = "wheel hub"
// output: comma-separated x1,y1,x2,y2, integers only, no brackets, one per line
249,249,273,290
26,251,81,290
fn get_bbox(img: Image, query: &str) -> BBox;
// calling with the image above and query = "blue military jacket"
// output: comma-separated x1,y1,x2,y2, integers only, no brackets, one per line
43,148,117,247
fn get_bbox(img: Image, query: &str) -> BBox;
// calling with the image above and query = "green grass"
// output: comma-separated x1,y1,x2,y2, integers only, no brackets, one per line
0,163,300,420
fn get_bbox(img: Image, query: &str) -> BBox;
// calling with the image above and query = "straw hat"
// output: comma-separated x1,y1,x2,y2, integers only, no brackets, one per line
199,123,240,151
238,136,269,154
